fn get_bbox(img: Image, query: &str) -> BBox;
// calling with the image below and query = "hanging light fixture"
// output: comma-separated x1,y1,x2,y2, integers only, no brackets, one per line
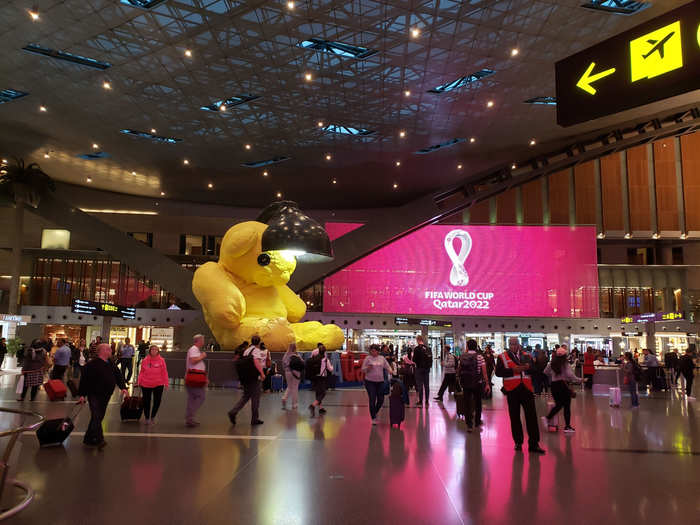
256,201,333,262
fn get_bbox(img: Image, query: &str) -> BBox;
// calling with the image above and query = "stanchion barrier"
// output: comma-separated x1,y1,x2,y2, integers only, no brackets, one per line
0,407,45,520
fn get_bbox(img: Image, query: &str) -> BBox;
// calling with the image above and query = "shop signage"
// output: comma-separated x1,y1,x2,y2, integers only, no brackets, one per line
622,331,642,337
0,314,31,323
621,311,684,324
555,2,700,126
324,223,599,318
72,299,136,320
395,317,452,327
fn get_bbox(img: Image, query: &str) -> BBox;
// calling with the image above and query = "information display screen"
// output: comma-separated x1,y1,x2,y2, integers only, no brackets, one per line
72,299,136,319
323,224,599,318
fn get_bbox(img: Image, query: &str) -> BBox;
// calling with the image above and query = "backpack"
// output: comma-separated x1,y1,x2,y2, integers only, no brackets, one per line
289,354,305,372
415,345,432,369
459,352,480,389
235,350,259,383
305,354,322,378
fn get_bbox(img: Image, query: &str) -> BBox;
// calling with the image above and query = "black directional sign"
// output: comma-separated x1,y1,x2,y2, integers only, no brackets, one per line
72,298,136,319
556,1,700,127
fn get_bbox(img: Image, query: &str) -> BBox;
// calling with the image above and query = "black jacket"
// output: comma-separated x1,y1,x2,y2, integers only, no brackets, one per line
679,355,695,377
413,344,432,370
78,357,126,398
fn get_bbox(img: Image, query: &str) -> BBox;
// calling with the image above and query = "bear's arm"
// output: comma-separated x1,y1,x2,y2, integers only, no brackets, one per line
192,262,246,327
277,285,306,323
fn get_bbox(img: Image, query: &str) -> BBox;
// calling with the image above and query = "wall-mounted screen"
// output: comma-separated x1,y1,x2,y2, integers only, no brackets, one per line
323,224,599,318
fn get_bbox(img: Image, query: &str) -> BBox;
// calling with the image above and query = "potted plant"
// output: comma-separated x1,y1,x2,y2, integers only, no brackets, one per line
4,338,23,370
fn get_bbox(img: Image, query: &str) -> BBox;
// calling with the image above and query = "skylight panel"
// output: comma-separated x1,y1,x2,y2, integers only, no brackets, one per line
119,0,168,9
580,1,651,15
414,138,466,155
428,69,495,94
322,124,375,136
0,89,29,104
200,94,260,112
23,44,111,70
524,96,557,106
298,38,378,59
77,151,111,160
241,156,291,168
119,129,182,144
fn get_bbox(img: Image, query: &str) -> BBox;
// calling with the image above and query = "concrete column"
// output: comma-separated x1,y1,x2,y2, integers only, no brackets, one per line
8,199,24,314
101,316,112,341
659,246,673,265
645,322,656,352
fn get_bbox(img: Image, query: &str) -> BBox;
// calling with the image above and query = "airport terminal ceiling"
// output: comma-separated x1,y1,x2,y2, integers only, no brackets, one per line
0,0,697,209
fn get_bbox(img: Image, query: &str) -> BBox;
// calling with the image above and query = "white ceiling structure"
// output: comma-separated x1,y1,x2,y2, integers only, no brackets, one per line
0,0,692,208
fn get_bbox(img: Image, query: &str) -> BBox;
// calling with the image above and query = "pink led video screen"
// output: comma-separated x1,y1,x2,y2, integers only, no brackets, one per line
323,223,599,318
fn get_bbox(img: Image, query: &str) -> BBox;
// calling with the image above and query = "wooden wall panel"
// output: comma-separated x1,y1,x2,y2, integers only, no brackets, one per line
626,145,651,231
574,161,597,225
600,153,624,230
681,132,700,231
497,188,517,224
654,138,679,231
468,199,490,224
548,170,569,224
521,179,543,224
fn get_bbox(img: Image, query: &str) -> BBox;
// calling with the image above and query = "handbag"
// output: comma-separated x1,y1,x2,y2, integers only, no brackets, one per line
15,374,25,395
185,368,207,387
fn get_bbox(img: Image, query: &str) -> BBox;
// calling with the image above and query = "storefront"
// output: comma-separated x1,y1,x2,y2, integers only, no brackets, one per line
570,334,612,353
0,314,31,340
655,332,688,355
142,327,175,351
44,324,87,343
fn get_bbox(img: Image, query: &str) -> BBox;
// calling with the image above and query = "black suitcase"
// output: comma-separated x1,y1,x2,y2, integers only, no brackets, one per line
66,379,79,398
390,391,405,427
455,391,467,419
120,395,143,421
36,404,82,447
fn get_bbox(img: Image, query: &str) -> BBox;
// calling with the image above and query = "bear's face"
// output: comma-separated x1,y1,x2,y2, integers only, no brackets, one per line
219,221,297,287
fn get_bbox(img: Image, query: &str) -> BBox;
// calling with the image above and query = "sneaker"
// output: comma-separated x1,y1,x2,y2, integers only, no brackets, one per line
319,408,327,415
541,416,550,428
228,411,237,425
309,404,316,418
185,420,197,428
433,397,443,402
564,426,576,433
371,418,377,425
281,399,287,410
688,396,696,401
415,403,423,408
251,420,264,425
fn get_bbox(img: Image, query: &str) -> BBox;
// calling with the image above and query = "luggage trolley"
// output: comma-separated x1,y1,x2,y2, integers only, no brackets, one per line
0,407,45,520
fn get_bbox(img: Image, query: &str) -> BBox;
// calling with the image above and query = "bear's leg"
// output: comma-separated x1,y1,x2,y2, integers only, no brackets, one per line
291,321,345,351
234,317,295,352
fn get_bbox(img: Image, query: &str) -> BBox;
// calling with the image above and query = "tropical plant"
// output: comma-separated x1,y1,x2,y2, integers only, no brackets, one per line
0,157,55,208
6,338,22,357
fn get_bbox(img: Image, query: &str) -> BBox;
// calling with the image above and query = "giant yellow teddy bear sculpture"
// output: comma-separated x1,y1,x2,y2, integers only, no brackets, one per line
192,221,345,351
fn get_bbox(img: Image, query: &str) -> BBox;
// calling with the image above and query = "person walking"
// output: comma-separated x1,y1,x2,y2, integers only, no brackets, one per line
621,352,640,408
17,339,47,401
542,347,581,432
78,343,128,448
119,337,135,384
51,338,71,381
664,349,680,387
399,350,416,393
532,344,549,395
458,339,490,431
361,344,393,424
137,340,148,370
434,345,457,403
679,348,695,400
495,337,545,454
229,336,265,426
412,336,432,408
138,344,169,425
582,346,596,390
308,344,333,417
483,345,496,399
281,343,303,410
185,334,207,427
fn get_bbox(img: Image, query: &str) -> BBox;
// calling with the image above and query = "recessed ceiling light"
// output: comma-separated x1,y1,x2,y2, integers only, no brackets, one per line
155,202,159,206
43,152,50,159
624,233,632,239
393,182,399,189
39,105,47,112
399,130,406,138
469,137,476,143
102,81,112,90
680,233,688,239
529,139,536,146
410,27,420,38
652,233,660,239
183,158,190,165
404,90,411,97
457,164,463,169
304,72,312,81
160,191,165,196
150,128,157,134
597,232,605,239
28,8,39,21
219,104,227,112
511,163,517,170
325,153,332,161
317,121,324,127
395,161,401,167
245,144,251,150
207,183,213,189
1,159,7,164
487,100,494,108
86,177,92,183
510,48,519,57
131,171,137,175
287,1,295,9
262,170,269,177
184,49,192,58
92,143,99,149
276,192,282,198
332,178,337,184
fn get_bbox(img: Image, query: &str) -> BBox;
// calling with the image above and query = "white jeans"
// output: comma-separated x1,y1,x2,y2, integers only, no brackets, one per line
282,371,300,407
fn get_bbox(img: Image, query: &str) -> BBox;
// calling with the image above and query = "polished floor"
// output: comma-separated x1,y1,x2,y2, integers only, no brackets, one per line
1,368,699,525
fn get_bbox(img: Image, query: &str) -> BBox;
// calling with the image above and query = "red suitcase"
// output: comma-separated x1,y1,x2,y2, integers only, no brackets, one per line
44,379,67,401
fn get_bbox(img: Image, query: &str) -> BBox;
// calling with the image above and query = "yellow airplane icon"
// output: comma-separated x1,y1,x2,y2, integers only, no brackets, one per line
630,20,683,82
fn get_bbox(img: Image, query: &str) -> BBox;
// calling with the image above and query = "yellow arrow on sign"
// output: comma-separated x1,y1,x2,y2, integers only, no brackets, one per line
576,62,617,95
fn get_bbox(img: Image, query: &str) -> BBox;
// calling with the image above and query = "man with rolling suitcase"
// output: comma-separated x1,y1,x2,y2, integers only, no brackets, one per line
78,343,128,449
458,339,490,432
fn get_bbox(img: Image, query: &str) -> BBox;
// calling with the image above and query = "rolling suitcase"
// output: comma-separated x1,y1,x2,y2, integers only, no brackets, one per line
36,403,83,447
609,387,622,408
66,379,79,398
44,379,67,401
271,374,284,392
454,390,467,419
120,394,143,421
390,385,405,428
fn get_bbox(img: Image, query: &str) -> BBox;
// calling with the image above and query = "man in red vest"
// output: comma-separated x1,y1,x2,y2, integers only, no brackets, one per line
495,337,545,454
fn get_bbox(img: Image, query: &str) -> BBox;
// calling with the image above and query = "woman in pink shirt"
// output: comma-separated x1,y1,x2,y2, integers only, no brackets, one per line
138,345,169,425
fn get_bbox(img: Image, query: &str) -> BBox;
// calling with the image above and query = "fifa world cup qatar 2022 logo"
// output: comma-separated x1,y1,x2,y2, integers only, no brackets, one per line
444,229,472,286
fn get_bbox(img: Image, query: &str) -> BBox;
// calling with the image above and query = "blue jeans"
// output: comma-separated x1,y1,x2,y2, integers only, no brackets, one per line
628,380,639,407
414,368,430,404
365,380,385,419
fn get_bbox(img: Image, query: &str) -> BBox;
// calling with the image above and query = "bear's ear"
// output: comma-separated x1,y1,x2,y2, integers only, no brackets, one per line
220,221,265,260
